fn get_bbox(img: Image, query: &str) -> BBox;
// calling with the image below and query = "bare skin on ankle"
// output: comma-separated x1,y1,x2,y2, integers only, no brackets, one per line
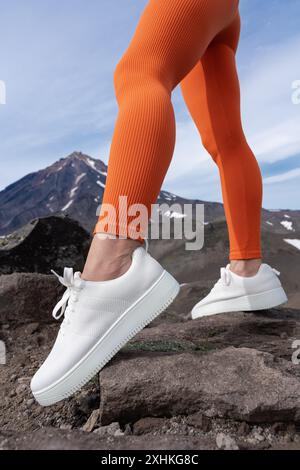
82,234,140,281
82,234,262,281
230,259,262,277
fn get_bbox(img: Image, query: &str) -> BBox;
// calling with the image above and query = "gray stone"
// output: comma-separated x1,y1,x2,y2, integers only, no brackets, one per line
82,409,100,433
0,273,63,324
133,417,168,435
100,347,300,425
216,433,239,450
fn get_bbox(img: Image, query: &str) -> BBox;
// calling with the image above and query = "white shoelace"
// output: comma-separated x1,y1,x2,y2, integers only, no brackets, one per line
211,266,232,291
220,267,232,286
51,268,83,331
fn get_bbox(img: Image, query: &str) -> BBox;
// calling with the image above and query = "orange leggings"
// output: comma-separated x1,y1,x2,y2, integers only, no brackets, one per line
94,0,263,260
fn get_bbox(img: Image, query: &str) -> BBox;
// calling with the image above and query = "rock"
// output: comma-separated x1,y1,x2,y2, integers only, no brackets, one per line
271,422,285,434
93,422,124,437
186,412,211,432
286,423,296,437
283,433,293,443
130,309,300,361
216,433,239,450
0,273,64,324
253,431,265,442
99,347,300,425
15,384,27,395
24,323,40,335
26,399,35,408
0,216,90,275
238,440,270,451
133,417,168,435
60,424,73,430
77,393,99,417
82,410,100,433
0,427,215,450
237,422,250,436
123,424,132,436
17,377,31,384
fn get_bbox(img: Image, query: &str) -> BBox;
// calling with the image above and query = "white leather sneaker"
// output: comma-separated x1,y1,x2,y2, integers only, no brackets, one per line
31,245,179,406
192,264,288,320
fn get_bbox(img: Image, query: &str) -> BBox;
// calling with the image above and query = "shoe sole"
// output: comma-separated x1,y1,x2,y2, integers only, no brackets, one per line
192,286,288,319
32,270,180,406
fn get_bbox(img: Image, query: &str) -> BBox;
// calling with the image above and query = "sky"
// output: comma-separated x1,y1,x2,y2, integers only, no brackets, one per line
0,0,300,209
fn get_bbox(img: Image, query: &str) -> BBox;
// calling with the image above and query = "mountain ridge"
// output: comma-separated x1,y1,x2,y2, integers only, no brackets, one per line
0,151,300,236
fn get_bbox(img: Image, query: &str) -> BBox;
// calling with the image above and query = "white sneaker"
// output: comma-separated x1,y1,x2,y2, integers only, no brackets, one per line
191,264,288,320
31,245,179,406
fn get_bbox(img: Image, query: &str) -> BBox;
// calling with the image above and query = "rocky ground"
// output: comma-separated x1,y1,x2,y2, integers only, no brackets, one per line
1,272,300,450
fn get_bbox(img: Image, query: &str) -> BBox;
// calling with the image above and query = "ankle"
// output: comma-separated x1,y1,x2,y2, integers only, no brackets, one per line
82,253,132,281
229,259,262,277
82,234,140,281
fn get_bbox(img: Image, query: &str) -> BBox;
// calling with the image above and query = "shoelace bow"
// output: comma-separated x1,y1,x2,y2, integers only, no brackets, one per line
50,241,149,322
210,266,231,291
220,267,232,286
51,268,83,327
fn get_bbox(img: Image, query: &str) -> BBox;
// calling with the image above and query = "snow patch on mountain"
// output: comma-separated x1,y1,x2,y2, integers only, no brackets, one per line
62,200,73,212
284,239,300,250
96,180,106,189
281,220,294,231
75,173,86,185
87,158,98,171
161,191,177,201
46,204,54,213
69,186,78,198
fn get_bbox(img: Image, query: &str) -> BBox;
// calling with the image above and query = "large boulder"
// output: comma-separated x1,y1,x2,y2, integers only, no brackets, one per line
99,347,300,425
0,215,90,275
133,309,300,360
0,273,62,324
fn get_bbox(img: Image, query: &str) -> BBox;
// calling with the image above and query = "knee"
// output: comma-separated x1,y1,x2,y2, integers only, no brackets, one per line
202,125,248,163
201,132,219,162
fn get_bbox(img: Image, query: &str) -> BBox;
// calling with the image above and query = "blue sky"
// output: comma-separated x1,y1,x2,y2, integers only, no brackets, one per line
0,0,300,209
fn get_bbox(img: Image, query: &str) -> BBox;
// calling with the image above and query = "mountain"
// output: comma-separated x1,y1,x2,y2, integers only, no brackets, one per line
0,152,107,236
0,151,300,238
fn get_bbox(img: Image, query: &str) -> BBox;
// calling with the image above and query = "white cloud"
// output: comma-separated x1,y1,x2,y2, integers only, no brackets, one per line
264,167,300,184
241,34,300,163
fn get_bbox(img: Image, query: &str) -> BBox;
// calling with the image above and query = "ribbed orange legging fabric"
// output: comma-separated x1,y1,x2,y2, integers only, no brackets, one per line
94,0,263,260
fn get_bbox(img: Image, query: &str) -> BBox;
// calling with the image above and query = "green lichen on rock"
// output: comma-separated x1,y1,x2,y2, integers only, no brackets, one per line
124,339,197,353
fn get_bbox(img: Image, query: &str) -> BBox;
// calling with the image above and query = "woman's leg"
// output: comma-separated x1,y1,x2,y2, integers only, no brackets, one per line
180,13,263,275
83,0,239,280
